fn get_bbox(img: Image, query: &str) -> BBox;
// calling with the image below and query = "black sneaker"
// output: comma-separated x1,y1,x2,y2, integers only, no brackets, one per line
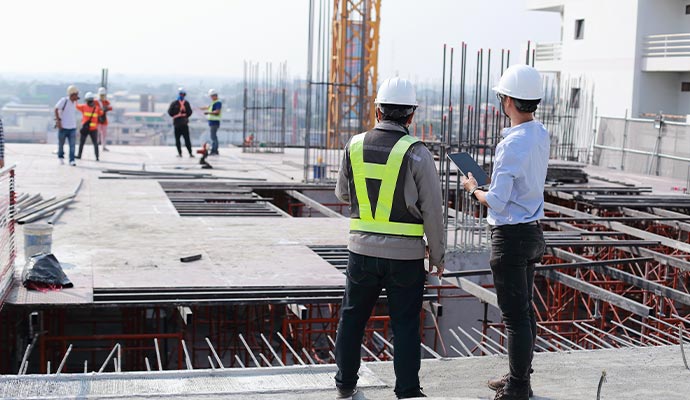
397,388,427,399
176,154,183,158
189,154,195,158
488,374,533,397
336,386,357,399
494,386,530,400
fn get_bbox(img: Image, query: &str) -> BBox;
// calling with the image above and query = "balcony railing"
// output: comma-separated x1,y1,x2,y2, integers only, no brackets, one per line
644,33,690,57
535,42,562,62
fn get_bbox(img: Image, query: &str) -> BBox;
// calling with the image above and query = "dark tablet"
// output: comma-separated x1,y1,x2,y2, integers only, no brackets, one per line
447,152,490,186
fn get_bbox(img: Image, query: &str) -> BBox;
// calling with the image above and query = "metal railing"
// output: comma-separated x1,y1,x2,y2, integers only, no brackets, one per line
644,33,690,57
0,165,16,311
534,42,562,62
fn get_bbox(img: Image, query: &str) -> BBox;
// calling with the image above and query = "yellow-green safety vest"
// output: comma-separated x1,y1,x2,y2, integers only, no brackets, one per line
349,132,424,237
207,100,222,121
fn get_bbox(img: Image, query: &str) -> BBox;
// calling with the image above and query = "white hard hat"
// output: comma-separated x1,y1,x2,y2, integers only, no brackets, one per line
178,87,186,95
492,64,543,100
208,89,218,96
98,87,107,96
84,92,95,100
374,77,418,106
67,85,79,95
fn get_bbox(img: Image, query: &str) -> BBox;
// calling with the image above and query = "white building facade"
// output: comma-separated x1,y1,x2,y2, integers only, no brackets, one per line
529,0,690,119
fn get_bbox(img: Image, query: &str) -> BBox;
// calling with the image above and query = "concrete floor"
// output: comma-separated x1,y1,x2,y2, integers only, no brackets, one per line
1,345,688,399
6,144,351,306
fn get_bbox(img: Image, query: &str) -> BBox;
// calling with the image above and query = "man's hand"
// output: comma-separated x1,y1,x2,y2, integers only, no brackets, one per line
429,262,444,279
56,120,62,130
460,172,478,192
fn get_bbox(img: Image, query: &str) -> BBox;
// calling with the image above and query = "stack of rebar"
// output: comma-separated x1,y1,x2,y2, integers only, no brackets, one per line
15,194,74,225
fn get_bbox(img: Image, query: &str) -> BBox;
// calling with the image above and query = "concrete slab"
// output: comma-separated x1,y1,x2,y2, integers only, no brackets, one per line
6,144,349,306
1,345,687,399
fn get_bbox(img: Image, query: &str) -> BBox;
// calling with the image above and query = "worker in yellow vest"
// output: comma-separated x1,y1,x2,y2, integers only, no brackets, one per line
203,89,222,155
334,77,445,400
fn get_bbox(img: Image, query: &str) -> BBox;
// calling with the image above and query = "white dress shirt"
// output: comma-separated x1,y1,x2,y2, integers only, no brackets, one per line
485,120,550,226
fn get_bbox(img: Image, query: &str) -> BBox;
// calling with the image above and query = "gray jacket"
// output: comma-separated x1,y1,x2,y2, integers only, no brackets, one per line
335,121,445,267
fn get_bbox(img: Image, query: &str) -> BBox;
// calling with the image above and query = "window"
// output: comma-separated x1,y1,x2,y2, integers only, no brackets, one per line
574,19,585,40
570,88,581,108
686,5,690,14
682,82,690,92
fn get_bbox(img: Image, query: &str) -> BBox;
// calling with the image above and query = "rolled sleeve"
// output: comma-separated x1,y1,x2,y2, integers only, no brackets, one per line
485,141,521,213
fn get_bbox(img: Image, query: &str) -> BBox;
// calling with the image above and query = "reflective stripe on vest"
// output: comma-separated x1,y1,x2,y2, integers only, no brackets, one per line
349,132,424,237
207,100,221,121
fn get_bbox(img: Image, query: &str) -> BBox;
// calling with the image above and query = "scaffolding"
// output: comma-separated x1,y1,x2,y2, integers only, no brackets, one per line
303,0,381,183
242,61,287,154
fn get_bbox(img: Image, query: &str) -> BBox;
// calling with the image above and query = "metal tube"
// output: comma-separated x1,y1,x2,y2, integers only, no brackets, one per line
154,338,163,371
537,323,586,350
609,320,667,346
55,344,73,374
238,333,261,368
276,332,305,365
449,328,477,356
205,337,225,369
98,343,120,373
260,334,285,367
234,355,246,368
181,339,193,370
259,353,273,368
207,356,216,370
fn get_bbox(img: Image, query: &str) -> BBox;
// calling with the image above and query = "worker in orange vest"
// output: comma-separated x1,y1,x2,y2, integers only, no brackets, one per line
76,92,103,161
97,87,113,152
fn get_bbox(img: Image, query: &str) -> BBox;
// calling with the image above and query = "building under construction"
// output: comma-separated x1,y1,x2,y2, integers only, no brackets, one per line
1,1,690,399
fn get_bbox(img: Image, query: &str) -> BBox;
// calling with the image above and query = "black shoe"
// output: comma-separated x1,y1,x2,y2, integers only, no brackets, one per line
336,386,357,399
189,154,195,158
397,388,426,399
75,155,81,159
209,151,219,155
494,384,530,400
488,374,533,397
176,154,183,158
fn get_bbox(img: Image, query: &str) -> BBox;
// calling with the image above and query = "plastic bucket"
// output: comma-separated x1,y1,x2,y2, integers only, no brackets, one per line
23,223,53,262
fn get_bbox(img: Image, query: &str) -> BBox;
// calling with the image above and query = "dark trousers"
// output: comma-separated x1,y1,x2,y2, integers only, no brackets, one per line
174,123,192,155
78,129,99,160
335,251,425,397
490,223,545,391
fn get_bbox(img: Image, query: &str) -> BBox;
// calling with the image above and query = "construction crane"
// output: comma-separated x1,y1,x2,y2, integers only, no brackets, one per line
326,0,381,149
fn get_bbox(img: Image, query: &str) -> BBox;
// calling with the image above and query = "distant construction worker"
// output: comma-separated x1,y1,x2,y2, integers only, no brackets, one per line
97,87,113,152
202,89,222,155
167,87,194,157
76,92,103,161
54,85,80,166
334,77,445,400
461,65,549,400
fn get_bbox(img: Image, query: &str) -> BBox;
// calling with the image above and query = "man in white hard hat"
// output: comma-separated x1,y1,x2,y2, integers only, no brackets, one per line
201,89,222,155
461,64,549,400
334,77,444,399
96,87,113,152
54,85,80,166
167,88,194,157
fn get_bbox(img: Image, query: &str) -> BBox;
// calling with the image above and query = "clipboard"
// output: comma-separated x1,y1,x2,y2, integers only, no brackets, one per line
447,152,490,186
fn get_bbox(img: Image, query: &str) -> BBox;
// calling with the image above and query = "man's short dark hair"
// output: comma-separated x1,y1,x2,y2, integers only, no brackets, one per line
513,98,541,113
378,104,416,125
